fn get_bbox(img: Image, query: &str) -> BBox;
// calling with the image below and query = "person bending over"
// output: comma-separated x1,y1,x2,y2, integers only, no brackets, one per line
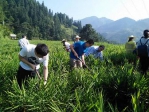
16,43,49,88
85,45,105,60
69,39,94,68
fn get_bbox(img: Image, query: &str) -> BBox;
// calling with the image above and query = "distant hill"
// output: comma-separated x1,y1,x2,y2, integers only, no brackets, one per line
80,16,113,29
80,16,149,43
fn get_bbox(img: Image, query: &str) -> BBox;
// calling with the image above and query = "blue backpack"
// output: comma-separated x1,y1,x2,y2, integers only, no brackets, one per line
137,38,149,57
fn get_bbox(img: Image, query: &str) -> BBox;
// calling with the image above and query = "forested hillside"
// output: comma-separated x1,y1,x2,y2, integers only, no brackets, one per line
0,0,106,42
0,0,82,40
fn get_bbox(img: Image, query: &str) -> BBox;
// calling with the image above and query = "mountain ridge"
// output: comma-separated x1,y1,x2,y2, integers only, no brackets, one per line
79,16,149,43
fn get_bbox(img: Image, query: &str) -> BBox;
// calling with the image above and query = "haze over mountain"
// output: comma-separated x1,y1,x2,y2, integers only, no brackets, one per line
80,16,149,43
81,16,113,29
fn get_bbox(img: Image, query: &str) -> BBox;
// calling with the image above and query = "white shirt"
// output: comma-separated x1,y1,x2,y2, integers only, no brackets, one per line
19,44,49,71
85,46,103,60
19,38,30,48
65,42,71,52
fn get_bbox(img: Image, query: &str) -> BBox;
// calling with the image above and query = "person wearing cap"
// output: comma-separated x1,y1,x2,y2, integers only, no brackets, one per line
61,39,71,52
69,39,94,68
125,35,137,53
84,45,105,60
74,35,81,43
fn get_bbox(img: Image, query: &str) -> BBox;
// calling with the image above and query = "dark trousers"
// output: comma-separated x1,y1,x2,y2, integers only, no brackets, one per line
139,56,149,75
16,66,36,88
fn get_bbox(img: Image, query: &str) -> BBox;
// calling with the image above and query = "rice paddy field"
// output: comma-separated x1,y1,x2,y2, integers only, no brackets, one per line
0,39,149,112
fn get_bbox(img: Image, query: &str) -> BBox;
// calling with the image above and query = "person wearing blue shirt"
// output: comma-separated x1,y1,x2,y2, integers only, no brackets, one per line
70,39,94,68
85,45,105,60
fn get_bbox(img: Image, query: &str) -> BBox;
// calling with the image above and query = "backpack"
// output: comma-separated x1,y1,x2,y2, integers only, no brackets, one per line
137,38,149,57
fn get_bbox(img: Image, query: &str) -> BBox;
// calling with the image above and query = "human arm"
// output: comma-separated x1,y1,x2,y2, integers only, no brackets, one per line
19,48,36,70
130,41,137,49
134,42,137,49
81,54,85,65
19,55,36,70
70,44,78,58
42,54,49,85
98,52,103,61
43,66,48,85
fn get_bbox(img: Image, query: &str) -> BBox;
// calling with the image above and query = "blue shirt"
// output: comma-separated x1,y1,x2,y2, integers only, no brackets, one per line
84,46,104,60
70,41,86,59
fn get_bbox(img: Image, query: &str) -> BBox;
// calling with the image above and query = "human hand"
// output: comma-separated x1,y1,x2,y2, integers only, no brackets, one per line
30,64,36,71
82,60,85,65
44,80,47,85
83,64,87,68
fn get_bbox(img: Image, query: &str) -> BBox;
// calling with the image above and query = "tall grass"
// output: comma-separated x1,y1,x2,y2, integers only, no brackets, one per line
0,39,149,112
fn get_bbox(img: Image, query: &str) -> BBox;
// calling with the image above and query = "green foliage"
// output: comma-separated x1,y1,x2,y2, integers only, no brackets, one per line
0,40,149,112
0,25,11,39
79,24,103,42
1,0,87,41
0,0,109,43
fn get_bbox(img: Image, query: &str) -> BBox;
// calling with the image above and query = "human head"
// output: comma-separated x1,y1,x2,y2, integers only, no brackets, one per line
85,39,94,47
143,29,149,38
35,44,49,58
128,35,135,42
61,39,66,43
98,45,105,52
75,35,81,42
22,35,26,38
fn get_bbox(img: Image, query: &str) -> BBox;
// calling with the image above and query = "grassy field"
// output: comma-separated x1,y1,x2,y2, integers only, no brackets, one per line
0,39,149,112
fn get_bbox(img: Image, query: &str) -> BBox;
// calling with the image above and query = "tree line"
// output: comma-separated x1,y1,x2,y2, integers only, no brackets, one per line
0,0,107,42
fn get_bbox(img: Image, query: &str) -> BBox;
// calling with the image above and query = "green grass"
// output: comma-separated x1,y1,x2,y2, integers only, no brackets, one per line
0,39,149,112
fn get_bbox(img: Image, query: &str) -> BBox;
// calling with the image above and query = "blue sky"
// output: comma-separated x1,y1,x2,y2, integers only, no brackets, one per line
37,0,149,21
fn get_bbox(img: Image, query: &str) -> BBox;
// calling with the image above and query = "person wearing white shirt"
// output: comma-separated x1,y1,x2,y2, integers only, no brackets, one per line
85,45,105,60
16,44,49,88
18,35,30,50
61,39,71,52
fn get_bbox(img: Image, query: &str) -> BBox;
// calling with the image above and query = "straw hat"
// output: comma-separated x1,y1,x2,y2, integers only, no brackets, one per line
75,35,81,39
61,39,66,42
128,35,135,39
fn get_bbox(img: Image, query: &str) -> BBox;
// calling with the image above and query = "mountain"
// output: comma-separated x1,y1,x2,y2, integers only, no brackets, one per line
80,16,113,29
97,17,136,32
80,16,149,43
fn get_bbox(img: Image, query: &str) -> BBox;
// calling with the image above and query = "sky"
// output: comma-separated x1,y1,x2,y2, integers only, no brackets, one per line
37,0,149,21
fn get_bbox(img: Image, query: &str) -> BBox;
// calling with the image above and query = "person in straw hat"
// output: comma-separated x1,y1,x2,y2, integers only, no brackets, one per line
61,39,71,52
74,35,81,43
125,35,137,53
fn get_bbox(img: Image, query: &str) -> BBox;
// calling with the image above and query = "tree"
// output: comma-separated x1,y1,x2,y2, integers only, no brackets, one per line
73,21,82,33
79,24,99,41
2,0,82,41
